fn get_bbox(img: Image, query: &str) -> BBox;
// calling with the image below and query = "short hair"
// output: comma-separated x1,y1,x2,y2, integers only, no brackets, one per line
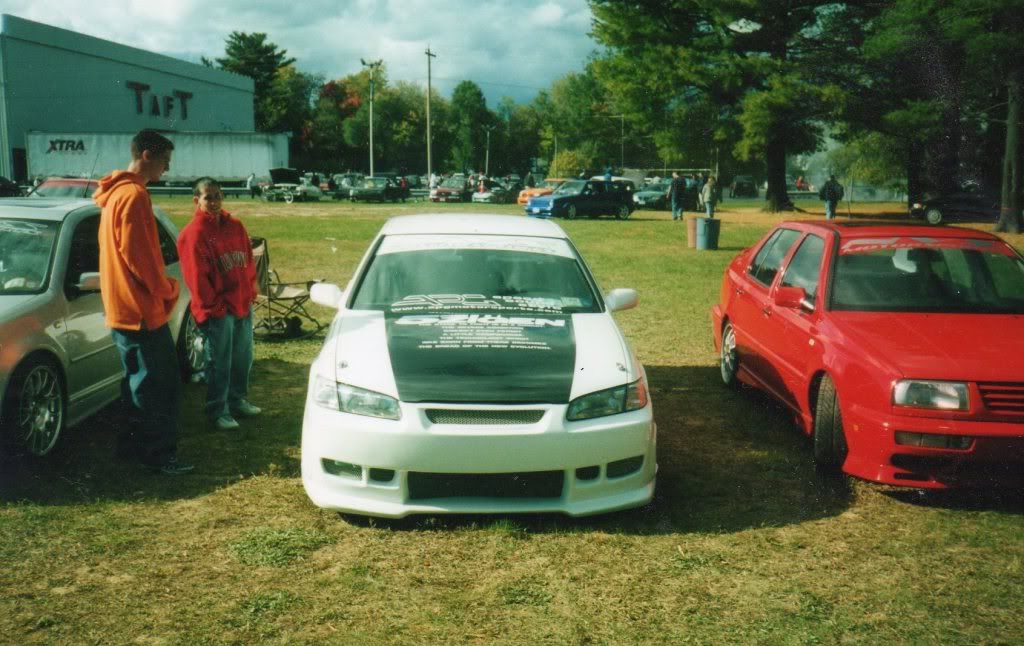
130,129,174,160
193,176,222,197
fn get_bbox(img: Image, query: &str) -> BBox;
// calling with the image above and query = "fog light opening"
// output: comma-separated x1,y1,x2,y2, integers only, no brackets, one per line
575,465,600,481
322,458,362,479
894,431,973,450
369,468,396,483
607,455,644,479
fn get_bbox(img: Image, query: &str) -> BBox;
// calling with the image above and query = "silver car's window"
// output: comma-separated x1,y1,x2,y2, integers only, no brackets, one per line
352,238,600,314
831,241,1024,313
0,218,59,294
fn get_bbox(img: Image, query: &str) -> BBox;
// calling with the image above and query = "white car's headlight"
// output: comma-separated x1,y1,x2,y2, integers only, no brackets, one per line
567,378,648,421
313,376,401,420
893,380,968,411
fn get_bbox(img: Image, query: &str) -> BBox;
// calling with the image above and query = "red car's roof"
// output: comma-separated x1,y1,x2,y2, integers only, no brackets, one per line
780,219,1000,241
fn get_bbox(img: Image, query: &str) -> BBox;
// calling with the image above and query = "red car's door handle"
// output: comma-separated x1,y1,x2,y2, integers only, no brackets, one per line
762,307,772,317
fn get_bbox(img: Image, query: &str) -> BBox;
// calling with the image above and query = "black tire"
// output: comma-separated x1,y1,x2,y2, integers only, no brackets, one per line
925,208,943,225
177,310,206,382
565,204,577,220
616,204,631,220
813,375,848,473
283,192,295,204
720,322,739,388
1,357,65,456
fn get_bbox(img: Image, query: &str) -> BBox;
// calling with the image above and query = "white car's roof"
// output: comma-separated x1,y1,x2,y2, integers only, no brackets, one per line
381,214,567,238
0,198,96,221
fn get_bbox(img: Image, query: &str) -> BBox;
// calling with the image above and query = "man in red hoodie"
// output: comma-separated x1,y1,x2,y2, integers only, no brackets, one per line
177,178,261,431
94,129,192,475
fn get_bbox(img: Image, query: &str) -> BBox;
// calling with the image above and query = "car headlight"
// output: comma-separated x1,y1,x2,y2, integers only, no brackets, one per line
912,202,924,210
313,376,402,420
567,378,648,421
893,380,968,411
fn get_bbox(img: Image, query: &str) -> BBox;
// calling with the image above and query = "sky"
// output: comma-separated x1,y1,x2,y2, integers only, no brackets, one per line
4,1,597,105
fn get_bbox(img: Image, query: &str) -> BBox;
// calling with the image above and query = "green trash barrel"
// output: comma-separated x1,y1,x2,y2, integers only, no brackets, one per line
695,217,721,250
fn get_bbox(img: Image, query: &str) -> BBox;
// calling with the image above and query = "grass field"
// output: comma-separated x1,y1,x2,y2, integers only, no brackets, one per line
2,197,1023,643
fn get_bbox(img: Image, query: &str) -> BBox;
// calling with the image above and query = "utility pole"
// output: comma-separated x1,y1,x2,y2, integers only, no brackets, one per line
361,58,383,177
484,125,495,177
425,46,436,181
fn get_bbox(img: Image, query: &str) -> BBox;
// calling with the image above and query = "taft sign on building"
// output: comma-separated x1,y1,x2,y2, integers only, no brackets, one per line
0,14,255,181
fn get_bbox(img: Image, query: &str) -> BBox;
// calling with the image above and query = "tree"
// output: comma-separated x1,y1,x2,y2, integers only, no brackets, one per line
590,0,878,211
549,150,593,178
262,66,322,160
208,32,296,131
449,81,491,172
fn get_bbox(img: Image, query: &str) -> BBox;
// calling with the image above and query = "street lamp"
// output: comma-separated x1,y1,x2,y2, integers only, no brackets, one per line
360,58,383,176
484,125,495,177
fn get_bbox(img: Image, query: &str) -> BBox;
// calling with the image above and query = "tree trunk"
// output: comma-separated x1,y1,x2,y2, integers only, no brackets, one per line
997,74,1023,233
764,136,792,212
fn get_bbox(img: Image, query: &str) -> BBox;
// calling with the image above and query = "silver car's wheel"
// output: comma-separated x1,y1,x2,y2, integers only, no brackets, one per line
4,359,65,456
720,322,739,388
178,311,205,382
925,208,943,225
283,191,295,204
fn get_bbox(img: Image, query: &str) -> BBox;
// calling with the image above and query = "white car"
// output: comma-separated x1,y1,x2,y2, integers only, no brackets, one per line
301,214,656,518
0,199,204,456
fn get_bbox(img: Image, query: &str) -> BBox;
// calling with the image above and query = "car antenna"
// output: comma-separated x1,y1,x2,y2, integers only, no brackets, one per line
83,149,102,198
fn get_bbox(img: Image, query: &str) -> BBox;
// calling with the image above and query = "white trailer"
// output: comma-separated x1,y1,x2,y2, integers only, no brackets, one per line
25,131,289,183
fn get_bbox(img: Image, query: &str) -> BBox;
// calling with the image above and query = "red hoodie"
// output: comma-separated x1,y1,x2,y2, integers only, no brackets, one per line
93,171,179,330
176,208,257,324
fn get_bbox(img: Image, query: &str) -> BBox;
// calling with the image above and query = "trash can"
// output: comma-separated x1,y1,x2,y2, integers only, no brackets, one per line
685,217,697,249
695,217,720,250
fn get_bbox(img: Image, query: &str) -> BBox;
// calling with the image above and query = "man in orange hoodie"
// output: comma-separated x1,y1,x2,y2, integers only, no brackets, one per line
94,129,192,475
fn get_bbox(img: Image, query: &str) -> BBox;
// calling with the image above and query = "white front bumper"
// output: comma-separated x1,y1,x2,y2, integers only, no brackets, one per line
300,378,657,518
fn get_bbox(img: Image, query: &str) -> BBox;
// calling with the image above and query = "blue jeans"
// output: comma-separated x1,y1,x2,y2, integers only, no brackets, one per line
671,201,683,220
705,201,715,217
825,200,838,220
111,324,179,466
200,312,253,419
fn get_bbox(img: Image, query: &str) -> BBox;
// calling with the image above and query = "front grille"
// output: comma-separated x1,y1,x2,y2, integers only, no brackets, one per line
978,382,1024,414
425,409,545,425
408,471,564,500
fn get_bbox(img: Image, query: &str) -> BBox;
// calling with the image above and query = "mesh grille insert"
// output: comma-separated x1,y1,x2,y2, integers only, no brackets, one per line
426,409,545,425
408,471,564,500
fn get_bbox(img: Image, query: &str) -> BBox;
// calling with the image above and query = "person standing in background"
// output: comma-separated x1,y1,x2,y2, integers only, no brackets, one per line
701,176,718,218
819,175,845,220
668,171,687,221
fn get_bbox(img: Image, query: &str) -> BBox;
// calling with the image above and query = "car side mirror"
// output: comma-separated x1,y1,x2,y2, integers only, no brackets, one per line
77,272,101,292
605,288,639,312
774,285,813,311
310,282,345,309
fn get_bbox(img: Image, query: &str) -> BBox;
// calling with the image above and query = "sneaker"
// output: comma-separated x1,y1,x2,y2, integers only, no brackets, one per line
214,415,240,431
232,400,262,417
152,456,194,476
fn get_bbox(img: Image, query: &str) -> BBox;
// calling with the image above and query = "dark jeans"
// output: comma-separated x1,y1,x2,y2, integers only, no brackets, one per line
200,312,253,419
111,324,179,466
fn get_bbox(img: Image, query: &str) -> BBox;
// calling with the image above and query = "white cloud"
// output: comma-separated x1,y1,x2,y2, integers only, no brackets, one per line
3,0,595,103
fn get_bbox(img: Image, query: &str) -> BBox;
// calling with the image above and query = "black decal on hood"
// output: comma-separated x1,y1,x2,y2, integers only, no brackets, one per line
386,312,576,403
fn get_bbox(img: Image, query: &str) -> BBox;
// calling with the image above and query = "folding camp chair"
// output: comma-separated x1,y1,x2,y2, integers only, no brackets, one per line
250,237,326,339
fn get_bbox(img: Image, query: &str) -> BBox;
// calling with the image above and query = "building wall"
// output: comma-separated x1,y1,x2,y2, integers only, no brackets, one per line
0,14,254,180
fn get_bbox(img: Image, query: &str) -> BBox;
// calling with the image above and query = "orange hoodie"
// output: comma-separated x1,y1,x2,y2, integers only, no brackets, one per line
94,171,179,330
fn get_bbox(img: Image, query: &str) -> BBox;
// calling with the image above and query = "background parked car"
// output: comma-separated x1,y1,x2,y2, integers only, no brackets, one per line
262,168,323,203
910,184,1000,224
0,199,204,457
517,178,566,205
349,176,403,202
729,175,758,198
526,179,635,220
430,176,472,202
471,179,515,204
26,177,99,199
632,179,672,210
0,176,22,197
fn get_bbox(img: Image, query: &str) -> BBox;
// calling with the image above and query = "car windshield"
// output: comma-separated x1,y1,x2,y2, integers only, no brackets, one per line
830,237,1024,313
352,234,600,314
645,180,670,191
0,218,60,294
31,181,95,198
362,178,386,188
441,178,464,189
542,179,564,189
553,181,585,196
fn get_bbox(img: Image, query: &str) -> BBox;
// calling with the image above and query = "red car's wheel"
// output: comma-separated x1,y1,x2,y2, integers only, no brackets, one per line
813,375,848,474
720,322,739,388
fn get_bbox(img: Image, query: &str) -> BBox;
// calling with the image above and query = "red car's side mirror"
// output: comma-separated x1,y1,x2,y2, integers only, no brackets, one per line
774,285,811,311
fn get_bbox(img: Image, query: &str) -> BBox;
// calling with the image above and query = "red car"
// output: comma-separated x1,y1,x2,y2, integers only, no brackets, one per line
712,221,1024,489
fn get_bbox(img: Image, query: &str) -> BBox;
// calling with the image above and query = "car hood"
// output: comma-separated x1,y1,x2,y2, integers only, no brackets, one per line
321,309,635,404
831,312,1024,381
635,189,664,198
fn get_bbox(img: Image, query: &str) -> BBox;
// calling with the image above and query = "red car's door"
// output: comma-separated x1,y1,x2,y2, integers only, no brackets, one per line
762,233,829,411
730,227,802,393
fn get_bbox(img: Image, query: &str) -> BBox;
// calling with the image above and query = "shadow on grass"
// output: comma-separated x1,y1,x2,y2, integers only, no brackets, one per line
339,365,854,536
0,357,306,505
883,487,1024,513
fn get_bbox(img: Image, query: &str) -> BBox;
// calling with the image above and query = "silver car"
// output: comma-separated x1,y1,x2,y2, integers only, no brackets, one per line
0,199,204,456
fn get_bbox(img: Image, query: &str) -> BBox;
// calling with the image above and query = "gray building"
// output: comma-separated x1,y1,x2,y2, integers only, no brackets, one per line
0,14,254,181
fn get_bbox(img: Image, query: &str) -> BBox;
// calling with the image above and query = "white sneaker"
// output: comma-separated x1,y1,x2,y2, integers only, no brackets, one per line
214,415,240,431
232,400,262,417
